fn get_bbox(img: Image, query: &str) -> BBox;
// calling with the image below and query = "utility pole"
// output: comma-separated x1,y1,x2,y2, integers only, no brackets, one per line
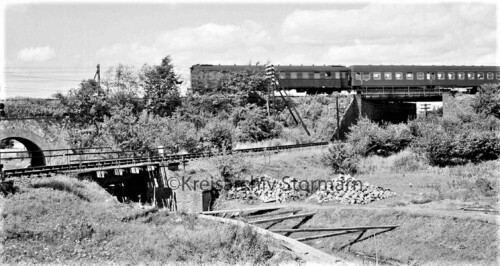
94,64,101,87
265,64,310,136
421,103,431,118
265,65,274,117
336,95,340,139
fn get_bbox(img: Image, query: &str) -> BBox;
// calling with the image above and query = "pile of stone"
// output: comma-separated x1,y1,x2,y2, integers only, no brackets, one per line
225,176,308,203
308,175,396,204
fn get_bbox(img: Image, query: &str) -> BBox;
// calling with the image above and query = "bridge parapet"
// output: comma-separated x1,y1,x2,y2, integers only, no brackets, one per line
359,87,443,101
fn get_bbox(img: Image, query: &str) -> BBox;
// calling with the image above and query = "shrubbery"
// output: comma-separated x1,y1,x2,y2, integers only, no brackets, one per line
231,104,282,142
417,125,500,167
347,117,413,157
472,83,500,119
321,142,359,175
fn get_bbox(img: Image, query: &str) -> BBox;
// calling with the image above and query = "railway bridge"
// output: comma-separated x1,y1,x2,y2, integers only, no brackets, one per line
333,90,456,139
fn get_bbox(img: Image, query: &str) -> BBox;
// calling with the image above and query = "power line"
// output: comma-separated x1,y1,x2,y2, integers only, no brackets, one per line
4,66,95,69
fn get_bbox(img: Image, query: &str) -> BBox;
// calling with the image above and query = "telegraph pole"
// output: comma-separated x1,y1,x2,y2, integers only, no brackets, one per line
421,103,431,118
94,64,101,86
336,96,340,139
265,65,274,117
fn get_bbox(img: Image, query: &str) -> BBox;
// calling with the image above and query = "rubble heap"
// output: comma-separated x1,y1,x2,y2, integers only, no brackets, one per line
308,175,396,204
224,175,396,205
225,176,308,203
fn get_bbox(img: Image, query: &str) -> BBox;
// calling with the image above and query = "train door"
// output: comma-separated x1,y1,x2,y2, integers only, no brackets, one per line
426,72,435,86
340,71,349,88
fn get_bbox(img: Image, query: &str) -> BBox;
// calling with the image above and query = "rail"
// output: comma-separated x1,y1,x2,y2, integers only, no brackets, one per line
2,142,328,178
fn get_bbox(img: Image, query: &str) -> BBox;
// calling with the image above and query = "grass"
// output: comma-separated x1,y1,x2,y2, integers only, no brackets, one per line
269,207,498,265
188,147,499,264
1,175,300,264
186,147,499,209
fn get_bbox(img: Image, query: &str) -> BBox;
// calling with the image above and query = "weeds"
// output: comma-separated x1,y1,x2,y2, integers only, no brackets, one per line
390,151,426,173
2,175,295,264
321,142,359,175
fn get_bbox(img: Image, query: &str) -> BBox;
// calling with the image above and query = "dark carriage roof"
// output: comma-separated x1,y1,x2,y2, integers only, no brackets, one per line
191,64,348,72
348,65,500,72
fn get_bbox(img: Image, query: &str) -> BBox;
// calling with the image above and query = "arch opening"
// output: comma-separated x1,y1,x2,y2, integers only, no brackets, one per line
0,137,46,167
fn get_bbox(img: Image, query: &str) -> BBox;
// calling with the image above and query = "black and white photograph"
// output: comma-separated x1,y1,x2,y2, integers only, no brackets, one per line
1,0,498,265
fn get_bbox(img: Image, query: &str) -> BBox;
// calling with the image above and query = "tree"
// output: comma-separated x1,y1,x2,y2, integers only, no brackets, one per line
141,56,182,117
472,83,500,119
102,64,144,113
54,79,110,134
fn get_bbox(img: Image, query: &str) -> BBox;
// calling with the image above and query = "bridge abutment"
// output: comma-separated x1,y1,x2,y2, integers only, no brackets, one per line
334,95,417,140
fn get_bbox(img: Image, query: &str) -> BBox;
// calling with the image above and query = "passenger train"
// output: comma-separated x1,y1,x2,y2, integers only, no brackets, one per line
190,64,500,94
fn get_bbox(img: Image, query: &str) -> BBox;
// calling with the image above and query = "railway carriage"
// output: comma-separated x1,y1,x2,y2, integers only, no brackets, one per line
190,64,350,94
349,65,500,93
273,65,350,93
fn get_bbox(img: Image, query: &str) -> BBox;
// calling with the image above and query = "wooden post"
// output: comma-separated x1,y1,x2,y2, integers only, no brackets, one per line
295,230,361,242
278,90,299,125
336,95,340,139
94,64,100,87
249,212,316,224
284,90,311,136
266,82,270,117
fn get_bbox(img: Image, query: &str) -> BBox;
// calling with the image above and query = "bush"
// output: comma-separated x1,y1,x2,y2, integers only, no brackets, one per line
321,142,359,175
231,105,282,142
425,131,500,167
409,116,500,167
200,120,233,152
347,117,413,157
472,83,500,119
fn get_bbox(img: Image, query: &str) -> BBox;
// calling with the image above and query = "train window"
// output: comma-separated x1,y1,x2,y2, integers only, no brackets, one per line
279,72,286,79
291,72,298,79
448,72,455,80
325,72,332,78
487,72,494,80
496,72,500,80
384,72,392,80
314,72,321,79
406,73,414,80
395,72,403,80
373,72,381,80
477,72,484,80
362,73,370,81
341,72,346,79
467,72,475,80
334,72,340,79
302,72,310,79
355,73,361,80
457,72,465,80
437,72,445,80
417,72,424,80
426,73,436,80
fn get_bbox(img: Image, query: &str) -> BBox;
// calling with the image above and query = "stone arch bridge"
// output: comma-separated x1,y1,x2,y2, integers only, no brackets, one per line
0,119,69,167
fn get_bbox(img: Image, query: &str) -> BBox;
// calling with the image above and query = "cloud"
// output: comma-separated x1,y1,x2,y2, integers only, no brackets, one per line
17,46,56,62
96,20,273,92
94,3,497,93
280,3,496,65
97,20,271,66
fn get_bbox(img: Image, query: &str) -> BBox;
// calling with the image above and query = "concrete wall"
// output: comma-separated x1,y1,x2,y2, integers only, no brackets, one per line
333,96,359,140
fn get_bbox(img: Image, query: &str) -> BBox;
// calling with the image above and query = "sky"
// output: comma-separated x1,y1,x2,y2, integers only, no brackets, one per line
1,0,498,98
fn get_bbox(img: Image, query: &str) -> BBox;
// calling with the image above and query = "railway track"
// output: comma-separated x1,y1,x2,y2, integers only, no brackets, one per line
2,142,328,178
